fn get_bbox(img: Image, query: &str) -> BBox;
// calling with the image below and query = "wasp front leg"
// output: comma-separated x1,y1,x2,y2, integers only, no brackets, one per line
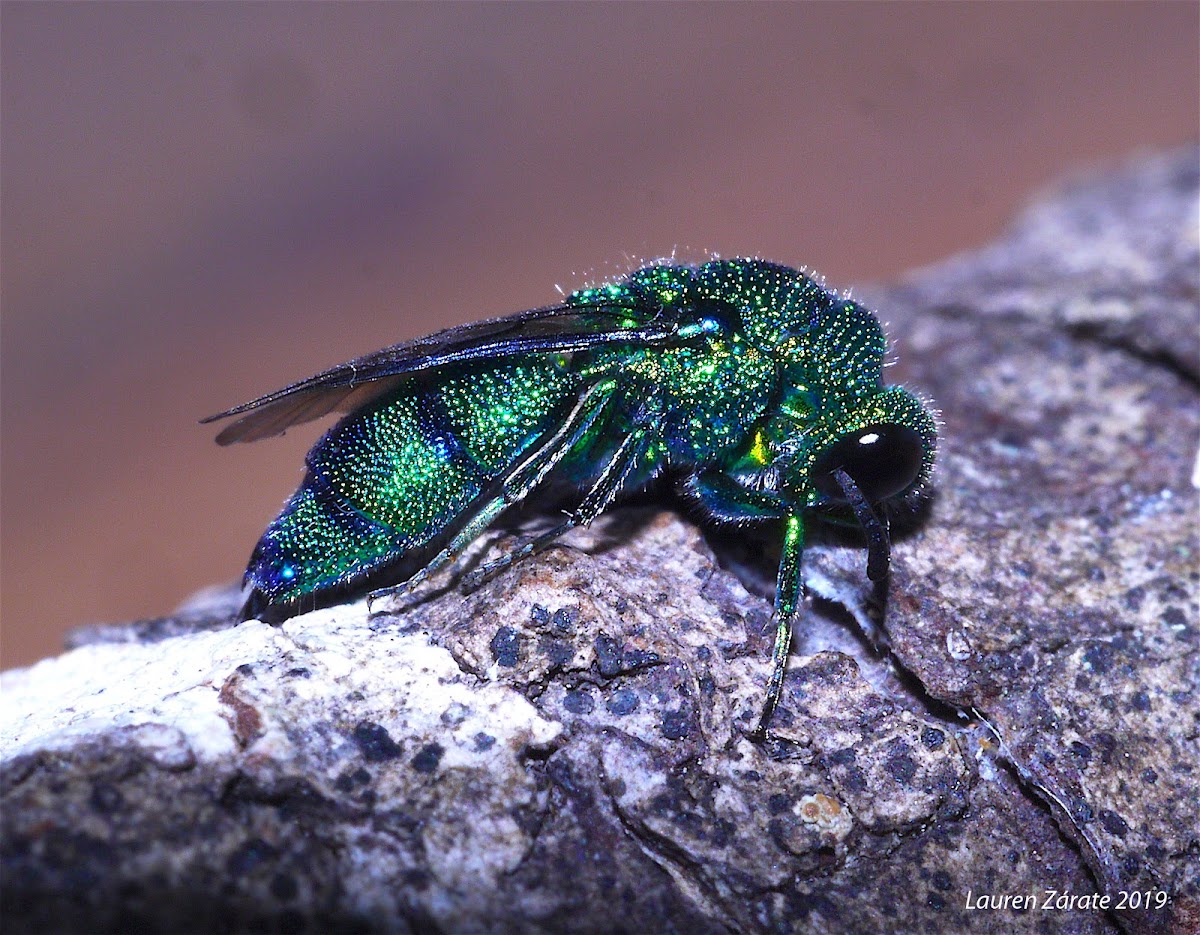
686,472,802,740
753,513,806,741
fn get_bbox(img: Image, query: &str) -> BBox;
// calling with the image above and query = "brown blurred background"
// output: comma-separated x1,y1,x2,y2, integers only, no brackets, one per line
3,3,1197,669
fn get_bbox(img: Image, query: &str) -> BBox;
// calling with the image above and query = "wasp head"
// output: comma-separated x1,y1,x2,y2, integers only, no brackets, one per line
782,385,937,513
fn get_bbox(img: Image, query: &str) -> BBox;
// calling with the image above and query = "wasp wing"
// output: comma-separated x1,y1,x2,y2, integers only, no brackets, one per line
203,299,680,445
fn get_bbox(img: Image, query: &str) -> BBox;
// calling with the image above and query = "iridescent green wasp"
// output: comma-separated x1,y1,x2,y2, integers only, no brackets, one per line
205,258,936,736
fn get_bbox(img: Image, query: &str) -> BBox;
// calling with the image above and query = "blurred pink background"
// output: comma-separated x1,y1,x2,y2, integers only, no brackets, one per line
3,3,1197,668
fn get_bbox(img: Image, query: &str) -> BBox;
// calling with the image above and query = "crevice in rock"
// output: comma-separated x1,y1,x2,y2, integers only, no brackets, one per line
1062,322,1200,390
970,709,1127,933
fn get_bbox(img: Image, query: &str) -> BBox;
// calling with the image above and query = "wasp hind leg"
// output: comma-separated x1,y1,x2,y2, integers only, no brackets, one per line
367,379,618,609
461,414,657,592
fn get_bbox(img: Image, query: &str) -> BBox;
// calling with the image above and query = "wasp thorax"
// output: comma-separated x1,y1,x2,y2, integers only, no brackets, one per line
811,423,925,505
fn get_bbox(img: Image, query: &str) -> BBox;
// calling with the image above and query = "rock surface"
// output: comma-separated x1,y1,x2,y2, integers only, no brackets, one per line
3,148,1197,934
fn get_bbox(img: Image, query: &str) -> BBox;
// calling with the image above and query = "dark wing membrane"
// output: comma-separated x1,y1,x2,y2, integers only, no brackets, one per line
203,299,678,445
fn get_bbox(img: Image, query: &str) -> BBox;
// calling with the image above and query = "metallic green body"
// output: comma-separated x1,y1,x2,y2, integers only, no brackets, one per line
269,359,580,597
208,257,938,737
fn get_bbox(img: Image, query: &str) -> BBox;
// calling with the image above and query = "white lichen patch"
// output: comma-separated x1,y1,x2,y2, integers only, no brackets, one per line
2,602,560,778
0,620,284,763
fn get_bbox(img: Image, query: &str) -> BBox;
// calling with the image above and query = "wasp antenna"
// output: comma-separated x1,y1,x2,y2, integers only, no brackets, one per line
833,468,891,583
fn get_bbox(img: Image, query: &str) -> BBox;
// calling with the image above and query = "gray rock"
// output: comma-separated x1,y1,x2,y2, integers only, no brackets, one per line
3,148,1197,934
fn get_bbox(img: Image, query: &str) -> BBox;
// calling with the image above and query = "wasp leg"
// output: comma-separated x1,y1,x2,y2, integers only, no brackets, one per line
685,470,788,523
367,379,619,608
751,513,806,742
462,414,657,591
831,467,891,582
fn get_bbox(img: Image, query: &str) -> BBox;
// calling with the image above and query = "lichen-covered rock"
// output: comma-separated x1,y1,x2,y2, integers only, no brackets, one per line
3,148,1197,934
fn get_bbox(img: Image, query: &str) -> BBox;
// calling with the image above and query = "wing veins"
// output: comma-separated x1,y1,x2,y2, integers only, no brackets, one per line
204,298,683,445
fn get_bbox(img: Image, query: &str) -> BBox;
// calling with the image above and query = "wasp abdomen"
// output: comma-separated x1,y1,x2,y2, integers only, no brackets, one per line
249,360,579,607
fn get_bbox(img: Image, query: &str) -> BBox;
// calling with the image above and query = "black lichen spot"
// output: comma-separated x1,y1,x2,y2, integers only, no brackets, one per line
827,747,857,766
886,751,918,784
1129,690,1152,712
1118,585,1147,614
1141,767,1158,784
1098,809,1129,837
236,663,255,676
490,626,522,667
661,708,693,740
595,635,624,676
927,892,945,911
1082,643,1114,674
530,604,551,626
474,732,496,751
1162,605,1185,628
352,722,402,762
606,689,640,716
564,689,596,715
552,606,578,631
624,647,660,670
226,837,278,877
1123,586,1145,611
767,793,791,815
921,728,945,749
931,870,952,891
411,743,445,774
284,667,311,679
594,634,660,677
1069,741,1092,767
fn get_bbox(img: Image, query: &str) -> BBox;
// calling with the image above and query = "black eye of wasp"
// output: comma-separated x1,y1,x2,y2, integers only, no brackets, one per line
812,423,925,504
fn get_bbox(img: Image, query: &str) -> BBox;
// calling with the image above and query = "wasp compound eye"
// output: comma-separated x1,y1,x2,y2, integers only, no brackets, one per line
813,423,925,504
